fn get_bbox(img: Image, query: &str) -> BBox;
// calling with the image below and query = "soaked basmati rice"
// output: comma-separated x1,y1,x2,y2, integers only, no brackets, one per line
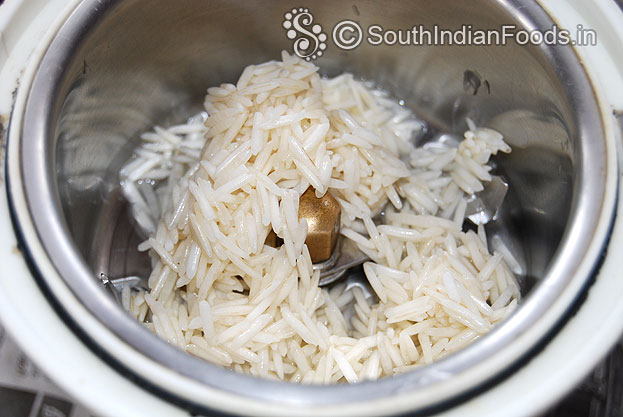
121,52,518,382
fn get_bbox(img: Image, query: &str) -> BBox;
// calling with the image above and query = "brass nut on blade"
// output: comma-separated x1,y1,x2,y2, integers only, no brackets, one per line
298,187,341,263
265,229,282,248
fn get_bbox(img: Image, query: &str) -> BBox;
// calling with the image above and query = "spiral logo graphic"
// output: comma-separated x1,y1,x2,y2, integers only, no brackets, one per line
283,8,327,61
332,20,363,50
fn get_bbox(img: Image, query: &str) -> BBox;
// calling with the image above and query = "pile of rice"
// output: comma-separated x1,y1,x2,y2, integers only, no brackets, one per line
120,52,519,383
